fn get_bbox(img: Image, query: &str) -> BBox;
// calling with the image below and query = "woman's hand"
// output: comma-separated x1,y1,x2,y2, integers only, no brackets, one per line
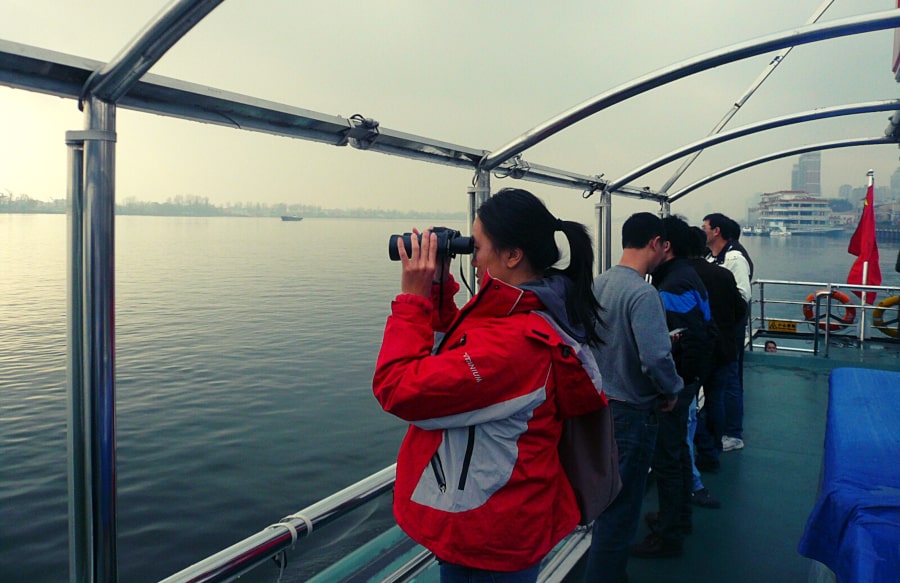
399,228,438,298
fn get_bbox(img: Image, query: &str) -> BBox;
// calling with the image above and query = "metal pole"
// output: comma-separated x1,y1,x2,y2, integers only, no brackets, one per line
465,185,477,300
594,190,612,275
472,170,490,294
859,170,875,344
82,96,119,582
66,131,88,583
823,287,832,358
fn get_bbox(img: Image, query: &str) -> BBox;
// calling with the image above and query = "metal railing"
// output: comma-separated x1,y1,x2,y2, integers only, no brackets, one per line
750,279,900,357
160,465,397,583
158,462,596,583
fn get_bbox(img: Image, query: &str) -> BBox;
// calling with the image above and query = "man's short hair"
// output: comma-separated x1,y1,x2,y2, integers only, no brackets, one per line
661,215,692,258
622,212,665,249
724,218,742,240
703,212,735,239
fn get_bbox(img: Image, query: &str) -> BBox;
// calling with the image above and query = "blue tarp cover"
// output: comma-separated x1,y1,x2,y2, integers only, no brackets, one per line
798,367,900,583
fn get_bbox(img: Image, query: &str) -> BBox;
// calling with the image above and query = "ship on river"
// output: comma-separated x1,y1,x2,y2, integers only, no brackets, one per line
747,190,845,236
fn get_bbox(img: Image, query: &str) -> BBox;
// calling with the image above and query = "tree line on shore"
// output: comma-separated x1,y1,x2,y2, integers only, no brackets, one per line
0,192,465,220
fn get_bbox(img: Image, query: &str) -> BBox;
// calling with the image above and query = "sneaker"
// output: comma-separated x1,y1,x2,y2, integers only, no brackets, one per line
722,436,744,452
691,487,721,509
630,533,683,558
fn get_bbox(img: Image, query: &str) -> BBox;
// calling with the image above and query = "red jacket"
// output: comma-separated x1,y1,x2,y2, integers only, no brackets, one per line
373,272,606,571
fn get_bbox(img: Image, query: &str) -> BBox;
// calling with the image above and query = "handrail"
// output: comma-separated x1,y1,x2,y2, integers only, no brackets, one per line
750,279,900,357
160,465,397,583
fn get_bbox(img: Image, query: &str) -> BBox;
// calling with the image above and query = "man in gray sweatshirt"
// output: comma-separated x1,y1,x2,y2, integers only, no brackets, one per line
585,212,684,583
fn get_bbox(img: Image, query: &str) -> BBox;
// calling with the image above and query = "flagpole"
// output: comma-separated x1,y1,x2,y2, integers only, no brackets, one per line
858,170,874,343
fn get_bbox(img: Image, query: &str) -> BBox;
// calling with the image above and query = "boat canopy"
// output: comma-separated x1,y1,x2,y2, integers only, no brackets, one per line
3,2,900,581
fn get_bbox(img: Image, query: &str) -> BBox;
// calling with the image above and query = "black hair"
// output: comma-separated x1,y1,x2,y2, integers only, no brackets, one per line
687,226,708,258
660,215,692,258
703,212,738,240
622,212,666,249
726,218,742,241
477,188,603,345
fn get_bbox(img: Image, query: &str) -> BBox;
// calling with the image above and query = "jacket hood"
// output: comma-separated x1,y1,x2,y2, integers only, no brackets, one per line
518,273,587,342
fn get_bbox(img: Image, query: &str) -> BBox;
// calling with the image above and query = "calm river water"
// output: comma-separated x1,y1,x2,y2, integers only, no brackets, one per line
2,214,898,582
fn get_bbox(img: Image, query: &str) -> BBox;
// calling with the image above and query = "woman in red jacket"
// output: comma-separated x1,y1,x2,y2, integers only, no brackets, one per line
373,188,607,582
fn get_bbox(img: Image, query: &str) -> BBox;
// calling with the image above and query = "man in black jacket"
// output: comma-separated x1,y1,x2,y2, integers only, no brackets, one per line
687,227,746,475
634,216,717,558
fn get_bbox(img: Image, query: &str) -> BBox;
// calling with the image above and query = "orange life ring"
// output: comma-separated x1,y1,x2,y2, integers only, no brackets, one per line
801,290,857,331
872,295,900,338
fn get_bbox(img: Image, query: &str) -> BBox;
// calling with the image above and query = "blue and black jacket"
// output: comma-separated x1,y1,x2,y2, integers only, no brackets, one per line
652,258,718,384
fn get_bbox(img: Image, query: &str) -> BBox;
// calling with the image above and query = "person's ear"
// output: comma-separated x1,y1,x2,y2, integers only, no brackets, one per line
505,247,524,268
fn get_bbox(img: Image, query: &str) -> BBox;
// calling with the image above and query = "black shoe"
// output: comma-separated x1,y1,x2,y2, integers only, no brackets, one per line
630,533,683,558
644,511,692,535
691,487,721,509
695,457,720,472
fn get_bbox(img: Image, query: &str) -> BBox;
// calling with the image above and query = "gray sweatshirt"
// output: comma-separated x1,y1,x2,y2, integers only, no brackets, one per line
591,265,683,407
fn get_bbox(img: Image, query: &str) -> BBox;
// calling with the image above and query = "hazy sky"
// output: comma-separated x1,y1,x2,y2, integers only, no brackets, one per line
2,0,900,225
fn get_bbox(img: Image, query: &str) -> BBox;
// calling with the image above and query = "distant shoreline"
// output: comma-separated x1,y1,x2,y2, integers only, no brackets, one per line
0,208,467,220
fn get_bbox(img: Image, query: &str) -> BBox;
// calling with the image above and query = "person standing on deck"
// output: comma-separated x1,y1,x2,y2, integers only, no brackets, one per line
635,216,717,558
703,212,751,452
585,212,683,582
684,226,745,491
373,189,608,583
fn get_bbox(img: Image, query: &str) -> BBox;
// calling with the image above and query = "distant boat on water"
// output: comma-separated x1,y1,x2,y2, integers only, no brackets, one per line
280,215,303,222
741,225,769,236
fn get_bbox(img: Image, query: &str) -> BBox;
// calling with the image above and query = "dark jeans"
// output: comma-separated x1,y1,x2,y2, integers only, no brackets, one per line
695,362,734,461
728,315,747,438
439,562,540,583
651,380,700,547
585,401,659,583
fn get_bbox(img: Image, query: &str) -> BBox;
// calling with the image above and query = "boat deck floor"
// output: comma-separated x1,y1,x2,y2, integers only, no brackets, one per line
599,343,900,583
625,352,831,583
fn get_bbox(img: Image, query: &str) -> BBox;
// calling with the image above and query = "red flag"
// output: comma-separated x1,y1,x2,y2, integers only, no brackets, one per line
846,181,881,304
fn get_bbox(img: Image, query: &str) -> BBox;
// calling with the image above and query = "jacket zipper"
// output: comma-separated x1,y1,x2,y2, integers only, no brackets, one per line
458,426,476,491
432,283,493,493
430,454,446,493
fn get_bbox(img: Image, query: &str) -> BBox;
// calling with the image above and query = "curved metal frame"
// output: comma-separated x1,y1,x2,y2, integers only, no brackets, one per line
668,137,894,202
478,9,900,173
605,100,900,195
80,0,225,104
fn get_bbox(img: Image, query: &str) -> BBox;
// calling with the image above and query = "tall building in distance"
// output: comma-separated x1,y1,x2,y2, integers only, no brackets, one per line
838,184,853,201
791,152,821,195
890,167,900,200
